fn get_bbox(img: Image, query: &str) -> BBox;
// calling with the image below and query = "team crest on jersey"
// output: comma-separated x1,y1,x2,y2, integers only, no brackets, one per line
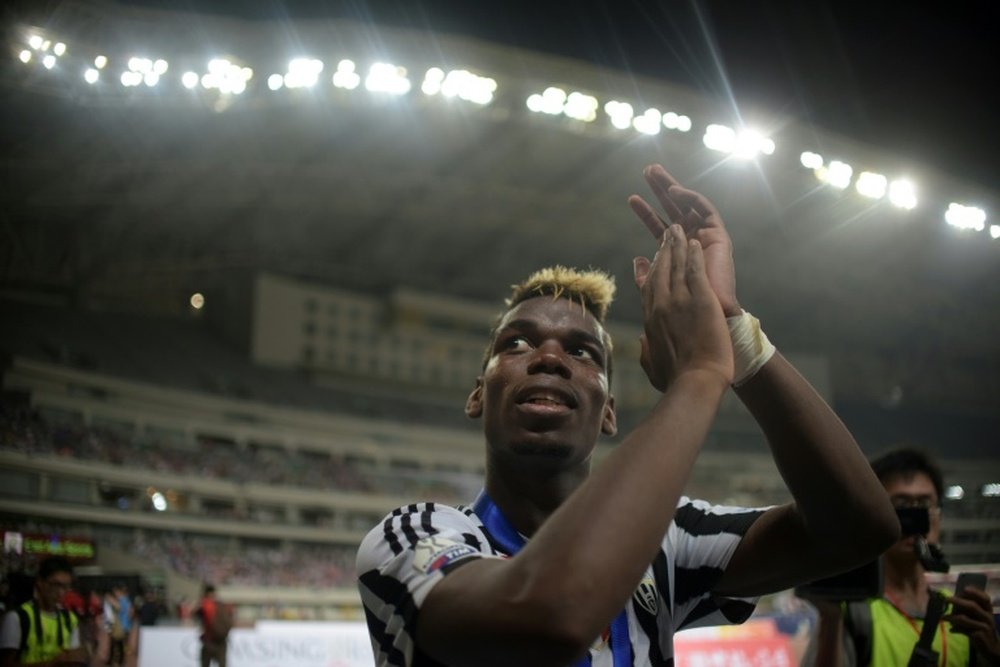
633,576,657,615
413,536,478,574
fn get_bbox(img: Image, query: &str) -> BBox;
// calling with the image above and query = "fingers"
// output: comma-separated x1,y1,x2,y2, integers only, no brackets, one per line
628,195,669,241
642,164,686,223
666,184,723,224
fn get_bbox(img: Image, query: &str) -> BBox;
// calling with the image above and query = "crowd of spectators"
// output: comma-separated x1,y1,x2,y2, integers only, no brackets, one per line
2,404,480,503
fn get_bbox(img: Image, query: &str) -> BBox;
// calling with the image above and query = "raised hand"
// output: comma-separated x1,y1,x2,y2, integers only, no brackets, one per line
945,587,1000,664
633,223,733,392
628,164,741,318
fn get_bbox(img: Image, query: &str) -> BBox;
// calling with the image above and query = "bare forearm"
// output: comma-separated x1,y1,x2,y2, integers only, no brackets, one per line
736,353,898,548
421,370,727,665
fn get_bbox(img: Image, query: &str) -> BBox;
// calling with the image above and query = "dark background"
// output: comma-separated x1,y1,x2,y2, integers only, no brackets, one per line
82,0,999,190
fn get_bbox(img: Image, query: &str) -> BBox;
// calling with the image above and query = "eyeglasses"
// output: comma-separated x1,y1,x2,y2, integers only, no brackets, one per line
43,578,73,591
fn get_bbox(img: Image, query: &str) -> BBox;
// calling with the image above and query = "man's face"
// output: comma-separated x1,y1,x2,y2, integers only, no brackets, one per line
883,471,941,561
36,571,73,611
466,295,616,467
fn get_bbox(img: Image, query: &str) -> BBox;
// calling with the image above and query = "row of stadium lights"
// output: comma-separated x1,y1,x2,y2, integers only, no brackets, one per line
946,484,1000,501
16,32,995,239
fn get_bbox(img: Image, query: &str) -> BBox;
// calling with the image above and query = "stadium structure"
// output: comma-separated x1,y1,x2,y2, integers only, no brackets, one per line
2,0,999,638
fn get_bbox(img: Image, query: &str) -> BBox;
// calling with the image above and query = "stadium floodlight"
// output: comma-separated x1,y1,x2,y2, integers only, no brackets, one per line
42,54,56,69
53,42,66,56
151,491,168,511
153,59,169,75
286,57,324,88
526,86,567,115
421,67,444,95
365,62,411,95
945,203,986,232
633,108,662,136
856,171,888,199
28,35,43,50
703,124,736,153
800,151,823,170
604,100,634,130
944,485,964,500
18,50,31,64
991,225,1000,240
41,40,51,52
818,160,853,189
333,60,360,90
983,483,1000,497
181,71,198,89
94,55,107,69
564,91,598,122
888,179,917,210
267,73,283,90
128,57,153,73
143,72,160,87
435,69,496,105
84,68,99,84
120,71,141,87
663,111,691,132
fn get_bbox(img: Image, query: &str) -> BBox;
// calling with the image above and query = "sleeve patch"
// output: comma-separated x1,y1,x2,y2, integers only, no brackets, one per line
412,536,480,575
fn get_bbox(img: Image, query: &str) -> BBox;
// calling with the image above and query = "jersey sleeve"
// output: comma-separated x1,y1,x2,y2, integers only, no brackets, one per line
356,502,496,667
667,496,769,631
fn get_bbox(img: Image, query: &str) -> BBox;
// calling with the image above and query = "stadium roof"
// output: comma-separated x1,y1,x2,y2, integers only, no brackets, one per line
1,0,998,425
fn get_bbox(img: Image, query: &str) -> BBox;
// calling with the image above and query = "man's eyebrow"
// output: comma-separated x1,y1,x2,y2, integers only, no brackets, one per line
498,319,606,350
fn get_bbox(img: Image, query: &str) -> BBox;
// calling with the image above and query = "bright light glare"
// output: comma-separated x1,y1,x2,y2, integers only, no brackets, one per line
888,179,917,210
128,57,152,73
120,71,142,87
983,483,1000,497
945,203,986,231
633,108,662,135
944,485,964,500
365,62,411,94
94,55,107,69
267,73,283,90
333,60,360,90
735,129,774,158
437,69,496,105
84,68,99,84
53,42,66,56
190,293,205,309
527,87,566,115
663,111,691,132
991,225,1000,240
153,59,169,75
856,171,888,199
28,35,43,50
18,50,31,63
151,491,168,511
800,151,823,170
200,59,252,94
181,71,199,89
41,40,51,52
42,55,56,69
604,100,634,130
703,124,736,153
819,160,853,189
285,58,324,88
143,72,160,87
563,92,597,122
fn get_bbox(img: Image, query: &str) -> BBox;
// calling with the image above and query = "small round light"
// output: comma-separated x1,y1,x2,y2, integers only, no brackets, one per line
53,42,66,56
84,68,99,84
42,54,56,69
18,50,32,64
94,55,108,69
190,293,205,309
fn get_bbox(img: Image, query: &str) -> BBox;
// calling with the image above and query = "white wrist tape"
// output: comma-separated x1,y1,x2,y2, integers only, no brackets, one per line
727,309,776,387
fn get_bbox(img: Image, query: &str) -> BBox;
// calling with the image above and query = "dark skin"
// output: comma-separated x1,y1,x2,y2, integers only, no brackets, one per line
411,164,899,667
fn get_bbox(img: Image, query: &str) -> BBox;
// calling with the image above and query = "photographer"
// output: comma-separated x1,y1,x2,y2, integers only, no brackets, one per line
801,448,1000,666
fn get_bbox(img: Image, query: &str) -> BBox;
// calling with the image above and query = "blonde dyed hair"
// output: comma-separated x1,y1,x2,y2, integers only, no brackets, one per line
481,266,616,379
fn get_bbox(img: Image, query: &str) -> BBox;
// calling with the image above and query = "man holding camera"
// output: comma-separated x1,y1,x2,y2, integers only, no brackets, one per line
803,448,1000,666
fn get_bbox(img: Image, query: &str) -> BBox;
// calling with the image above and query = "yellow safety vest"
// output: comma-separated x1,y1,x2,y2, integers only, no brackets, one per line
14,600,78,665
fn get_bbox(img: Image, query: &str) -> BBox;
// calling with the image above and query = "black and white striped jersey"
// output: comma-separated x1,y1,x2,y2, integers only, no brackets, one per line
356,495,767,667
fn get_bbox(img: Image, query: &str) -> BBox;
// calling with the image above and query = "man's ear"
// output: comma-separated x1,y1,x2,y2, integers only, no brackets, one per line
601,395,617,436
465,378,484,419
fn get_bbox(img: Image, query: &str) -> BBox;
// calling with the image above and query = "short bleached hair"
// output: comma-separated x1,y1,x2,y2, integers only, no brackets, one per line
481,266,616,380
